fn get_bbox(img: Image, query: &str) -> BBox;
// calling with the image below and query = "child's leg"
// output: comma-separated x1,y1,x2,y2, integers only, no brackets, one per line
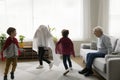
10,57,17,79
42,50,51,64
63,55,70,75
67,55,72,68
4,58,12,76
11,57,17,73
42,57,51,64
38,47,45,65
63,55,68,70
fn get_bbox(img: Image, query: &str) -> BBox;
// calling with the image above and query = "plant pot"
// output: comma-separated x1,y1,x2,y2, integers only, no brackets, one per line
19,42,24,48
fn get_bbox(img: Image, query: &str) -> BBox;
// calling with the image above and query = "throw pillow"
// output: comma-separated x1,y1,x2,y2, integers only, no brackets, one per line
90,41,97,50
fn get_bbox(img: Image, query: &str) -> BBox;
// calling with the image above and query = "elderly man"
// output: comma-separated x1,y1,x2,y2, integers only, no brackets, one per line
78,26,112,76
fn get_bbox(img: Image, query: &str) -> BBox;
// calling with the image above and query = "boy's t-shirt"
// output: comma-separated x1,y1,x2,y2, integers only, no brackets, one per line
4,43,19,58
2,37,19,58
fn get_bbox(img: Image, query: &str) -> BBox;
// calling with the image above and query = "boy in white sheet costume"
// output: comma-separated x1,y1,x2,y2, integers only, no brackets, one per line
33,25,61,69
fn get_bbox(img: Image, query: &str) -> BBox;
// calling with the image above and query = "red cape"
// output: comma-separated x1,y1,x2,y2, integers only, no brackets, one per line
55,37,75,57
1,37,20,61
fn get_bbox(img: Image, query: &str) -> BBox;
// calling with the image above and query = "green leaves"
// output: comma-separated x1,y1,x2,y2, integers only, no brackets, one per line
0,34,6,41
19,35,25,43
0,33,6,50
48,25,55,32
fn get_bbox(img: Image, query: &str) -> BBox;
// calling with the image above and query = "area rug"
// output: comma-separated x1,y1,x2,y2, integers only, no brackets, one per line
0,60,99,80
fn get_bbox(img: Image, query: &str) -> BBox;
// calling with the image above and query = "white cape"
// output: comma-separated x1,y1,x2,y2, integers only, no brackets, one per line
32,25,61,66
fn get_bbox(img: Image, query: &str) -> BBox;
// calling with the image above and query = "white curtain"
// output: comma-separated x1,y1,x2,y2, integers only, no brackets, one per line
0,0,7,34
98,0,109,34
33,0,83,41
109,0,120,37
0,0,83,41
83,0,109,40
83,0,91,40
6,0,33,40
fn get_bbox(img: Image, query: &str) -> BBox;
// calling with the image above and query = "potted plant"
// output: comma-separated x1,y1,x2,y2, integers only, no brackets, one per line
19,35,25,48
48,25,58,44
0,33,6,51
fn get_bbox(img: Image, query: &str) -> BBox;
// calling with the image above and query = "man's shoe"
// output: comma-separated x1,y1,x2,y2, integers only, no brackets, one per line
10,72,14,79
4,75,7,80
36,65,43,69
84,70,93,76
78,67,88,74
63,69,69,76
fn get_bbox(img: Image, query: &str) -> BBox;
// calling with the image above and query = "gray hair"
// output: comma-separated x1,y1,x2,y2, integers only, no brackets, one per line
93,26,103,32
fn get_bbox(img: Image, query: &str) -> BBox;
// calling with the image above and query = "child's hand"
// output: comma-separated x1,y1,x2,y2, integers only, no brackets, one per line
72,55,75,58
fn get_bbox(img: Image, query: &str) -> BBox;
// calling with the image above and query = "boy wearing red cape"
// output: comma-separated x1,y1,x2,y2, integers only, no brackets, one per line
56,29,75,75
1,27,20,80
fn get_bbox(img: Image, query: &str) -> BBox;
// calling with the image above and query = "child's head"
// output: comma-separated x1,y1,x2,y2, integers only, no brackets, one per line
7,27,16,37
61,29,69,37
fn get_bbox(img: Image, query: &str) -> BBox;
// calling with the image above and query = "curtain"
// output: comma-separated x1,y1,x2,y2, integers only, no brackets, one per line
0,0,83,41
98,0,109,34
109,0,120,37
6,0,33,41
0,0,7,33
83,0,91,40
33,0,83,41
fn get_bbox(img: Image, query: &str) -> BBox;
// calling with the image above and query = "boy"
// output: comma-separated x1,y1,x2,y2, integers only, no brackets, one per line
2,27,20,80
56,29,75,75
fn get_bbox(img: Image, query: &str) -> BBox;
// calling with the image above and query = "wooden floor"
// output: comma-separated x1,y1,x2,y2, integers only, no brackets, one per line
71,56,106,80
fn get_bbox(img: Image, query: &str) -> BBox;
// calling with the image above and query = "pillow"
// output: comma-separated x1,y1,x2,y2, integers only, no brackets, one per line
109,36,118,51
90,41,97,50
114,39,120,53
81,44,91,49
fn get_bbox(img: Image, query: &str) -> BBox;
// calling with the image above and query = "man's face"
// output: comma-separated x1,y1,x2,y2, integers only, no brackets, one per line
94,30,102,37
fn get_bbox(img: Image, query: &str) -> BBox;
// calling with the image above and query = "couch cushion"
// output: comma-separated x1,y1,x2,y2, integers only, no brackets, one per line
109,36,118,52
93,58,106,73
90,41,97,50
80,49,98,62
114,39,120,53
81,43,91,49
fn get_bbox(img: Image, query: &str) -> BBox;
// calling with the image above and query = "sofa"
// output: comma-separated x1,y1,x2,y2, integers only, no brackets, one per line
80,36,120,80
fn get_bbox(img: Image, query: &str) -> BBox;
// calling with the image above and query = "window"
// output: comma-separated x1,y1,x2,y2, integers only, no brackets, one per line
109,0,120,37
0,1,7,33
0,0,83,41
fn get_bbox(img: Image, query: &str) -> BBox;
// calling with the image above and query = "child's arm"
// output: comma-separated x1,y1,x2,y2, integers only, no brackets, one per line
55,39,61,54
69,39,75,57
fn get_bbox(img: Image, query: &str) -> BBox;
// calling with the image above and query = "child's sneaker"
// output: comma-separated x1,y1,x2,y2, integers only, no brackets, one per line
63,69,69,76
4,75,7,80
49,62,53,69
36,65,43,69
10,72,14,79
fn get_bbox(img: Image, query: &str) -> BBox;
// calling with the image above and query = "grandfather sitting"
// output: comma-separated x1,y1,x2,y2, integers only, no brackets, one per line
78,26,112,76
